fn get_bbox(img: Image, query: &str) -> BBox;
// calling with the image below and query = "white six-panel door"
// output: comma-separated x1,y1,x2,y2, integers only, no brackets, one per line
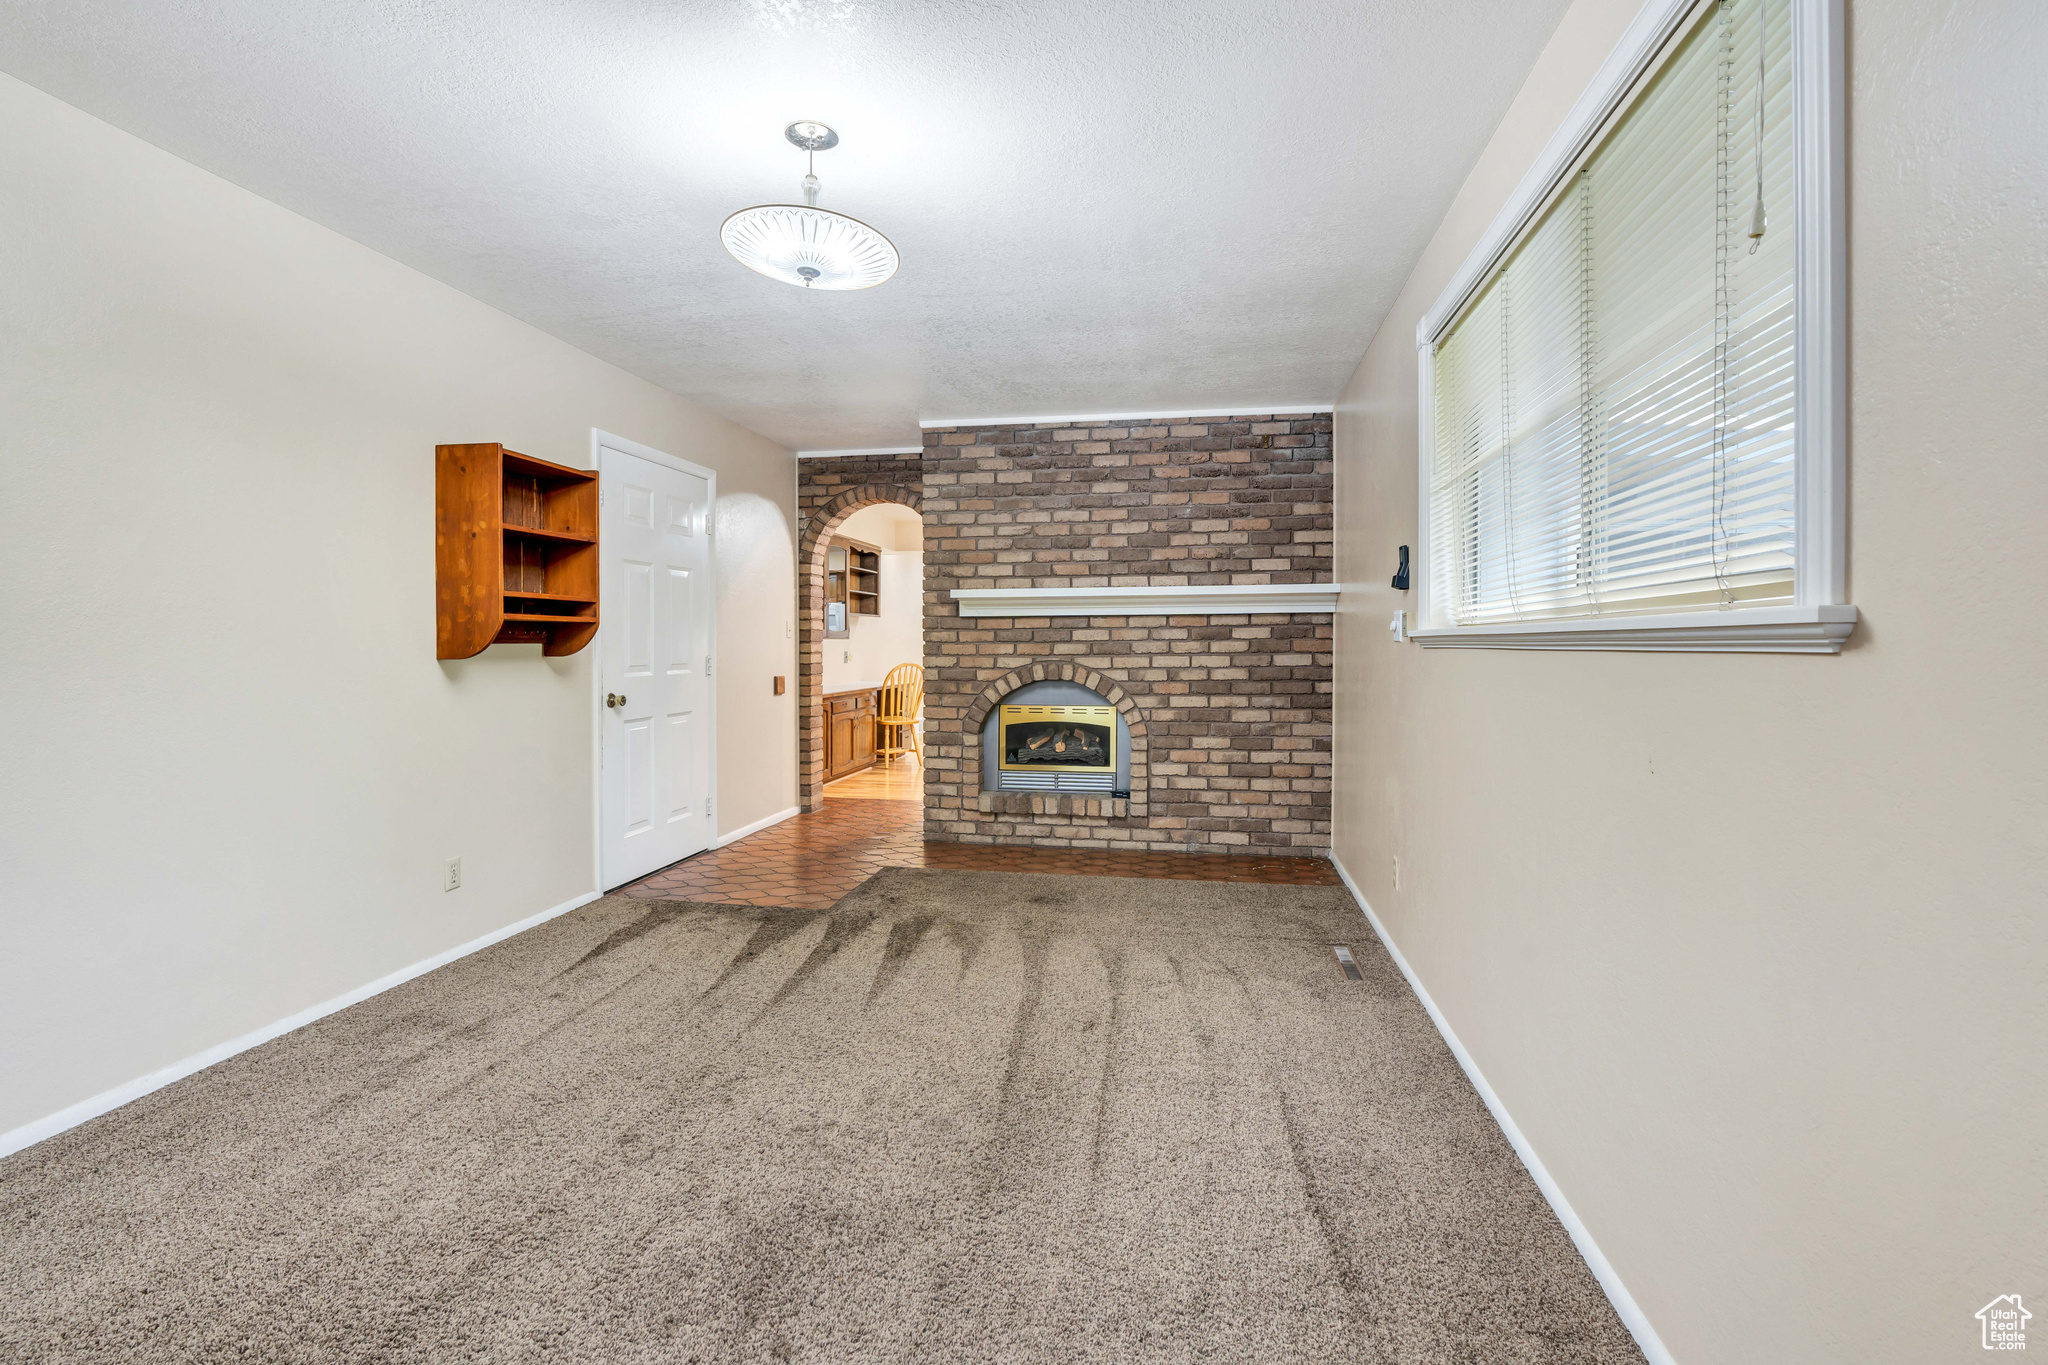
600,443,713,889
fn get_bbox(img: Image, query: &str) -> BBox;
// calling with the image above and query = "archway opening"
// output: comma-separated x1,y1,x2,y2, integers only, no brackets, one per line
797,484,922,812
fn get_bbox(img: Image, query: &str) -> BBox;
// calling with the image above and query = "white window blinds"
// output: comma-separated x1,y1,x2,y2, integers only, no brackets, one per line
1428,0,1795,626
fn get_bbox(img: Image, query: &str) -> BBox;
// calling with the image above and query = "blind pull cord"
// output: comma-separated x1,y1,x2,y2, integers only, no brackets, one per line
1748,0,1768,253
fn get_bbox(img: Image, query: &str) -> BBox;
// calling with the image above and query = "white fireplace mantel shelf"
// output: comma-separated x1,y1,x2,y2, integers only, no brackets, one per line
949,583,1340,618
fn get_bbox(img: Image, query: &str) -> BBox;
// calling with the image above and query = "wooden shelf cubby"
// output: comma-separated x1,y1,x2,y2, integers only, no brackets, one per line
849,544,879,616
828,539,882,618
437,442,599,658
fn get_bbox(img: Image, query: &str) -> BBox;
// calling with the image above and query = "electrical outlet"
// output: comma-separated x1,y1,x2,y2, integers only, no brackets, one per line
1392,855,1401,890
445,857,462,892
843,649,851,663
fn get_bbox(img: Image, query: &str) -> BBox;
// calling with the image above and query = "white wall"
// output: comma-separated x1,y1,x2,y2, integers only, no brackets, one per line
836,501,923,554
0,74,798,1142
1330,1,2047,1361
822,503,924,697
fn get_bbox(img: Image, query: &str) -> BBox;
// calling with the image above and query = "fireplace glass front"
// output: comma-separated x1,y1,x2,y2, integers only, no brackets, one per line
997,704,1117,776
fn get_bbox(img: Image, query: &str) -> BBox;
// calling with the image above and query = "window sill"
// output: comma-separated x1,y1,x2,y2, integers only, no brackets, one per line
1407,604,1857,654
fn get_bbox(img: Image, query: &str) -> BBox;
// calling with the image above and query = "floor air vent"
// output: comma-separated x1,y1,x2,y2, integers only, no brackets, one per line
1331,946,1364,981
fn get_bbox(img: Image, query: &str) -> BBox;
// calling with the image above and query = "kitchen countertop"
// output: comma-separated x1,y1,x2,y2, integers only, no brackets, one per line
823,681,883,695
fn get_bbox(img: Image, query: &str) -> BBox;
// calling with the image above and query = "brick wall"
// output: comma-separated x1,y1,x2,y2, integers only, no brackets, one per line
795,453,924,810
921,413,1333,855
797,452,926,548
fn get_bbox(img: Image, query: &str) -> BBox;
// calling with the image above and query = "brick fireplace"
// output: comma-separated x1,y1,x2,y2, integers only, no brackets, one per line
920,412,1333,856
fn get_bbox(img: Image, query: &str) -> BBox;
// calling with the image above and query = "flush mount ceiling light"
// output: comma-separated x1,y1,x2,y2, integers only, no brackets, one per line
720,121,898,291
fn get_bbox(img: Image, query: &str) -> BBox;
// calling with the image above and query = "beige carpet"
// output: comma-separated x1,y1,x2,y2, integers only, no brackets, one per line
0,869,1643,1363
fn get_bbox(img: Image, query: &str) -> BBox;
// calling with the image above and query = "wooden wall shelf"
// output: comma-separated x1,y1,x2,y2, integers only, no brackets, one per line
437,442,599,658
827,538,882,621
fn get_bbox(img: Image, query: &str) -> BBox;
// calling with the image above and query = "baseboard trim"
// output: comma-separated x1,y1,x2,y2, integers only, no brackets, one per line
715,804,799,848
0,888,604,1161
1326,853,1677,1365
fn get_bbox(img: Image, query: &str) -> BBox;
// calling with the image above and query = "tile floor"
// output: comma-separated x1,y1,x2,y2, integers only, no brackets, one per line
617,757,1342,910
619,792,927,910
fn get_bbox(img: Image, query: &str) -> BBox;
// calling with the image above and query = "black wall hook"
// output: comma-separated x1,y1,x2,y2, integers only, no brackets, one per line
1391,545,1410,591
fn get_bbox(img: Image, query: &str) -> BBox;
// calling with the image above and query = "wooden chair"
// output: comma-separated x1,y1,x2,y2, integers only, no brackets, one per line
876,663,924,764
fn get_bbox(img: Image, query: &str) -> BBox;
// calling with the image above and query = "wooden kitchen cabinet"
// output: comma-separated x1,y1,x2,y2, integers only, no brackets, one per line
823,687,879,782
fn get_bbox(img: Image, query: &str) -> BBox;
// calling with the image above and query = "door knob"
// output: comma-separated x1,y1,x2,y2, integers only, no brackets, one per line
606,693,627,708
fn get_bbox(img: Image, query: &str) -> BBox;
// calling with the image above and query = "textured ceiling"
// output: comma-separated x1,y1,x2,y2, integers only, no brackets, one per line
0,0,1570,451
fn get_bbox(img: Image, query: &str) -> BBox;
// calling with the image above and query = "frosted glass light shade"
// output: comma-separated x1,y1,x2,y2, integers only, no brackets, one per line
720,204,898,290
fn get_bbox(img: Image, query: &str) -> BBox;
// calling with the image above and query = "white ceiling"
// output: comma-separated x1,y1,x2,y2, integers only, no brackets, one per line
0,0,1570,451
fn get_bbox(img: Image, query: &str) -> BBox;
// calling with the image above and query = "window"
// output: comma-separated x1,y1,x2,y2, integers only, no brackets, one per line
1413,0,1851,652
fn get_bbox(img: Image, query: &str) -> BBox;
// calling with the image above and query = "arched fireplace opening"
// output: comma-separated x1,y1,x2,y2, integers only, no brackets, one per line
957,661,1150,823
980,679,1131,797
